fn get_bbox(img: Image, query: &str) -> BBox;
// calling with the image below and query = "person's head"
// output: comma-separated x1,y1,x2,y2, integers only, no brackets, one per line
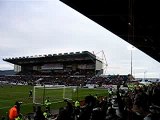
85,95,96,107
15,101,22,108
36,106,42,112
14,101,22,112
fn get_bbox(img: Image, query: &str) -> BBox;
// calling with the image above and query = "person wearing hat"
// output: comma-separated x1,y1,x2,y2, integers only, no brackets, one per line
8,101,21,120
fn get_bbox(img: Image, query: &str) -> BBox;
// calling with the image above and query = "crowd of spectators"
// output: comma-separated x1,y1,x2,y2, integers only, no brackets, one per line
0,74,130,87
53,83,160,120
1,73,160,120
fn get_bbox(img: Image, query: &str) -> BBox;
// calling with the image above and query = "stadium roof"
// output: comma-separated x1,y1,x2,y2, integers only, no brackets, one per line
60,0,160,63
3,51,99,65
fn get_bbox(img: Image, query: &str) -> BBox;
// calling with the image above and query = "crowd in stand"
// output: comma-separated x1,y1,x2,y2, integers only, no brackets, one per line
50,83,160,120
1,74,160,120
0,74,130,87
3,82,160,120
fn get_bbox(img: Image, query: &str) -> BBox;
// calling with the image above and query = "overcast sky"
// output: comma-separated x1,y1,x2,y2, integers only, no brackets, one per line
0,0,160,78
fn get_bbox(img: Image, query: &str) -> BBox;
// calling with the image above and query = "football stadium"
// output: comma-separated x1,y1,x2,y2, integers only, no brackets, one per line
3,51,103,77
1,0,160,119
1,51,160,120
1,51,109,119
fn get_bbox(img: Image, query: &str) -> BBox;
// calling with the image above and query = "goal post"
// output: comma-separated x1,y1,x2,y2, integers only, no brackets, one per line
33,85,76,105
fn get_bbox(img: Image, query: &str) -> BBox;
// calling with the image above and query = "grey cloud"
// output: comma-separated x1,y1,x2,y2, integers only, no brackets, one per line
0,0,160,78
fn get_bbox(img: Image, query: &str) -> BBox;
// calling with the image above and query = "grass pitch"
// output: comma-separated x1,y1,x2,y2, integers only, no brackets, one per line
0,85,108,118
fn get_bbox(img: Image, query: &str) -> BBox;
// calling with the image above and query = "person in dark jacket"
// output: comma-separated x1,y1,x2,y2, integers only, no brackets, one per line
34,106,45,120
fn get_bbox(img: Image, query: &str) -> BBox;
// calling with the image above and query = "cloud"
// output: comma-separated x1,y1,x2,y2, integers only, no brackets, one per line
0,0,160,78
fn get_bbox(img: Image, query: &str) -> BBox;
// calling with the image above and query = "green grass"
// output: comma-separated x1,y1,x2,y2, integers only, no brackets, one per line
0,85,33,117
0,85,108,118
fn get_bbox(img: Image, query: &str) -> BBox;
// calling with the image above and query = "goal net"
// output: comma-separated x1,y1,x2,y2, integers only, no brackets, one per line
33,85,75,105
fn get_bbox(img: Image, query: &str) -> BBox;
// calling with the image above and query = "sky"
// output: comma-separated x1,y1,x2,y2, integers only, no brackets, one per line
0,0,160,78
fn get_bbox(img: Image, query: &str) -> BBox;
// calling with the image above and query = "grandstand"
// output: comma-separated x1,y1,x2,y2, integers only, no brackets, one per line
3,51,103,77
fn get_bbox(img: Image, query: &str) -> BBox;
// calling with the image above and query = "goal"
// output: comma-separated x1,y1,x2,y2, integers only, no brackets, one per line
33,85,75,105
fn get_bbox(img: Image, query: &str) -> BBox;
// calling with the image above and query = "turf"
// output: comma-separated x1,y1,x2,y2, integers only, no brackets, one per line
0,85,108,118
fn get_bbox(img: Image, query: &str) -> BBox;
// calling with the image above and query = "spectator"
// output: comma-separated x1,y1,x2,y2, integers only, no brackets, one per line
34,106,45,120
8,101,22,120
56,100,74,120
106,107,120,120
78,95,96,120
